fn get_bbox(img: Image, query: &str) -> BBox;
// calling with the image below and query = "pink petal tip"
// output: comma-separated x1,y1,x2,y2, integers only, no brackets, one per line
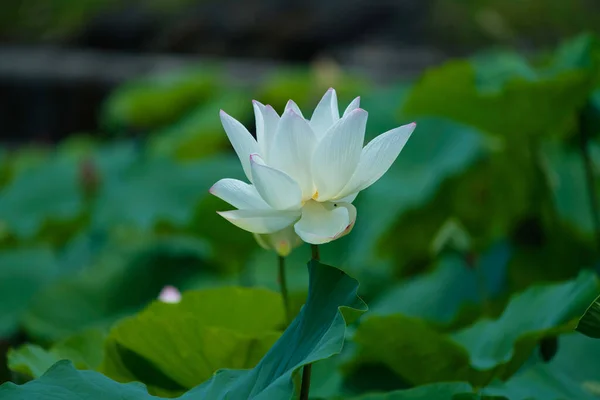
285,108,298,117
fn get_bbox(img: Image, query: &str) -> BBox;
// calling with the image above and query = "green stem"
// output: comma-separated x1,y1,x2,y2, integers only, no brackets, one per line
299,245,319,400
311,244,320,261
278,255,290,324
579,111,600,251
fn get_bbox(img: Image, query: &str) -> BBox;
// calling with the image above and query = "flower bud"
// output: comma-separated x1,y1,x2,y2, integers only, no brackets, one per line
158,285,181,303
254,225,303,257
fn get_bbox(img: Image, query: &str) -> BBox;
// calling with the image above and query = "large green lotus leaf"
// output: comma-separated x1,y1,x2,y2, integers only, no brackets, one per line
103,287,284,389
0,364,481,400
331,382,500,400
350,313,474,385
450,270,598,373
148,90,250,161
309,337,416,398
8,328,106,378
101,68,219,131
368,246,510,325
485,334,600,399
577,293,600,339
0,155,82,238
22,236,214,341
402,59,591,139
92,155,241,231
350,270,598,386
0,260,367,400
0,361,159,400
336,117,489,288
0,248,60,338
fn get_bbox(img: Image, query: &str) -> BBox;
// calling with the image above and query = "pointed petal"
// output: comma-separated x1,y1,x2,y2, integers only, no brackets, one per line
269,109,318,198
311,108,368,201
209,178,269,210
285,100,304,118
293,201,355,244
310,88,340,138
335,122,416,199
343,96,360,117
218,209,300,234
220,110,259,181
253,101,280,159
250,154,303,210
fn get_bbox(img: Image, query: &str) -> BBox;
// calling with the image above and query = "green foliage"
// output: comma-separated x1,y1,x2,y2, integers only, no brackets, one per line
0,156,82,239
403,59,586,139
0,261,367,399
102,287,284,390
341,117,490,282
0,248,60,338
8,329,106,378
577,293,600,338
403,35,600,141
368,250,509,326
1,33,600,399
101,68,219,132
337,382,479,399
91,155,239,230
485,334,600,399
350,271,599,387
148,91,251,161
21,237,215,341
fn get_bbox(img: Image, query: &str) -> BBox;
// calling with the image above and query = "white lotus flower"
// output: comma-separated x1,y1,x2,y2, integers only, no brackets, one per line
210,88,416,245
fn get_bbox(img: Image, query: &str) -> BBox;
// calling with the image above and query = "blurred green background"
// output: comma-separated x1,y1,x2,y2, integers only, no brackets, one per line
1,1,600,399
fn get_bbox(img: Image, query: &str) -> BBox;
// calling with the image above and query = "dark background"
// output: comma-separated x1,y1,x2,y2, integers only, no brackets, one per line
1,0,599,144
